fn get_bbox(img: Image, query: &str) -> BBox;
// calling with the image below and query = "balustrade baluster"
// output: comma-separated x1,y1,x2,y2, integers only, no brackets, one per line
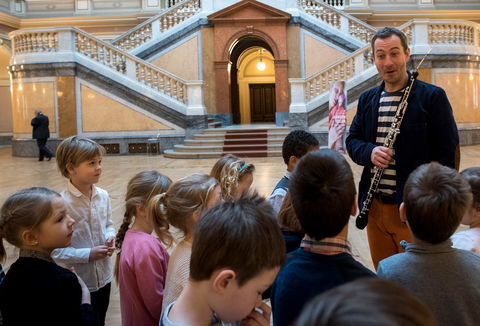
98,45,105,64
19,35,25,53
115,53,121,72
27,34,34,53
146,68,153,87
92,42,99,61
441,25,447,43
158,74,164,92
163,77,170,97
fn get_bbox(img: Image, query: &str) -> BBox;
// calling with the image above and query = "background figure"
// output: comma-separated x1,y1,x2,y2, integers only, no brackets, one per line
31,109,53,161
328,81,347,153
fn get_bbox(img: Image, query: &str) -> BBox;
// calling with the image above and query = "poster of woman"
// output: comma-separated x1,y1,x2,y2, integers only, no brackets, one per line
328,81,347,153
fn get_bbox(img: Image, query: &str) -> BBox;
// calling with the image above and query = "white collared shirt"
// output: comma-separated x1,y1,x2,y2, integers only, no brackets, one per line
268,170,292,214
51,182,115,291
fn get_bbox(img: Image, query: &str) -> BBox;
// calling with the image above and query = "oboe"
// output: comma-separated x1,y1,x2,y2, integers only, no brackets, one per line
355,70,418,230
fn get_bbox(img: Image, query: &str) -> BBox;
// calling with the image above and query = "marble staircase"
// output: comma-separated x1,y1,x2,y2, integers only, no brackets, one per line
164,126,290,158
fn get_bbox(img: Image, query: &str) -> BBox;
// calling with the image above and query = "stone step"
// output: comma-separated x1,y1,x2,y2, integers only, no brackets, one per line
165,126,290,159
163,150,223,159
223,149,282,158
163,149,282,159
203,126,290,134
173,143,281,153
207,121,222,128
184,138,284,146
193,131,288,140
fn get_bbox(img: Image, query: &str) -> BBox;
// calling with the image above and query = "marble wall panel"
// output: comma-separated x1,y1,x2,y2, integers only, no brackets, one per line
287,26,301,78
435,72,480,123
304,33,345,77
0,86,12,133
11,81,56,134
57,76,77,137
201,28,216,114
150,36,199,81
80,85,172,132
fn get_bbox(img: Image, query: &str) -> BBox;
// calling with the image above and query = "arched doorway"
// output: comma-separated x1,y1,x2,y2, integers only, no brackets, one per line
208,0,291,126
229,37,275,124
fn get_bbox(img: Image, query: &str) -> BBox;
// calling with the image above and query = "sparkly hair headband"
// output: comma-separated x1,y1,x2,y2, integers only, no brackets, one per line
239,162,248,173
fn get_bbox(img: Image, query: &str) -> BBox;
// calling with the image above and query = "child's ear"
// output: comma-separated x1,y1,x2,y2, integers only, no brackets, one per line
66,162,76,175
135,204,146,218
212,269,236,294
287,156,298,171
192,209,202,223
21,229,39,246
399,202,407,223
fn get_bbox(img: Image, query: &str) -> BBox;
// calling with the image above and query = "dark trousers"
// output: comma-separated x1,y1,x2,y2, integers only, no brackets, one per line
90,282,111,326
36,138,53,160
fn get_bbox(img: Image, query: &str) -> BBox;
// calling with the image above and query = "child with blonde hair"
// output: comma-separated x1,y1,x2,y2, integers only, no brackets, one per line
0,187,96,326
210,154,255,201
52,136,115,326
116,170,173,326
451,167,480,255
156,173,221,311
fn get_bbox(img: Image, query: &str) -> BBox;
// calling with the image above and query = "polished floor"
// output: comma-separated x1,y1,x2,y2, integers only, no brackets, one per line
0,145,478,325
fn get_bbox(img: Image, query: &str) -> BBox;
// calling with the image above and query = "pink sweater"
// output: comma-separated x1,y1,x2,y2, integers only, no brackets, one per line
118,229,169,326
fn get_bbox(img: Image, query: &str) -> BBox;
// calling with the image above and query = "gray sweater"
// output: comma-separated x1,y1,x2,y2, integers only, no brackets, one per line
378,240,480,326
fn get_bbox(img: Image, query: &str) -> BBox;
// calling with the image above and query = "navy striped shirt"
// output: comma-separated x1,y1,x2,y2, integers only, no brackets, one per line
373,89,405,194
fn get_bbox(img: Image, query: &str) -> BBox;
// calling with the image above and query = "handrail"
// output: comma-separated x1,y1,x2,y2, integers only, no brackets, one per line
111,0,201,52
298,19,480,103
298,0,377,43
304,45,372,100
10,26,189,104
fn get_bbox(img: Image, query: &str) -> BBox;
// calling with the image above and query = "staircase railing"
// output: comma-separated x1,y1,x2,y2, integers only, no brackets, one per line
111,0,201,52
10,26,205,113
297,0,377,44
290,19,480,113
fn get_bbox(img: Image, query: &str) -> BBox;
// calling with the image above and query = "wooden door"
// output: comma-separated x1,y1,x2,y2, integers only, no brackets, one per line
249,83,276,123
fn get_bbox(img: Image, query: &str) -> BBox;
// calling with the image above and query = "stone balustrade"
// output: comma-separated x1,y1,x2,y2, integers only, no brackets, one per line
290,19,480,112
403,19,480,55
428,23,475,45
303,46,373,101
111,0,201,52
13,32,58,54
10,27,195,107
298,0,377,44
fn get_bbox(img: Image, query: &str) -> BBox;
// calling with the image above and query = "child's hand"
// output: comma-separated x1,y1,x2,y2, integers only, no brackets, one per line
239,302,271,326
105,237,115,256
89,245,110,261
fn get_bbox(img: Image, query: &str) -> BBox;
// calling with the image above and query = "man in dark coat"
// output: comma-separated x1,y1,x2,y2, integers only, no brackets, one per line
31,109,53,161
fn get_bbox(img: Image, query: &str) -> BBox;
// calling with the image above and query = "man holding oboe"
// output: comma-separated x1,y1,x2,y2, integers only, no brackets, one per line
346,27,458,269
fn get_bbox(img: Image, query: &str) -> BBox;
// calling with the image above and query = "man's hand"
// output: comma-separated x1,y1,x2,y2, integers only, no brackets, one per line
371,146,394,168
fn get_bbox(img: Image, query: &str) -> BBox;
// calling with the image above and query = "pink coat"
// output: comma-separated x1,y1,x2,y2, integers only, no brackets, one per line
118,229,169,326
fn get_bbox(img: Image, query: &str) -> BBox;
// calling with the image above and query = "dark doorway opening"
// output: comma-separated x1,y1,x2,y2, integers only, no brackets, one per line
229,37,273,124
249,83,276,123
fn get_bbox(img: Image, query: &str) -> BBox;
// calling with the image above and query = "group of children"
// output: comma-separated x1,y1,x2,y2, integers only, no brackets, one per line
0,130,479,326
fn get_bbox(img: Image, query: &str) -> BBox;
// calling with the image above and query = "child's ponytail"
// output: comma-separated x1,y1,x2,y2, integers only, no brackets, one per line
149,193,173,248
115,170,172,281
114,209,135,281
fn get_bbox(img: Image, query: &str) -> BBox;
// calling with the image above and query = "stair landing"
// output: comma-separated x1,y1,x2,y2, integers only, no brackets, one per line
164,125,290,159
